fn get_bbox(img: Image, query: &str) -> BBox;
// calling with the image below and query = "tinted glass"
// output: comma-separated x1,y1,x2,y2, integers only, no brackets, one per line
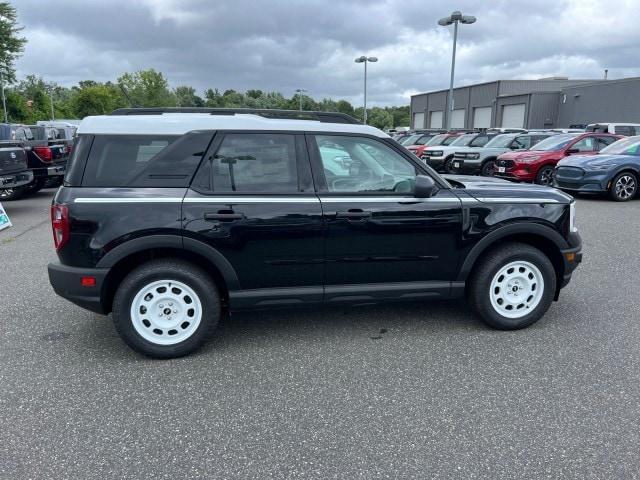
469,135,490,147
511,136,532,150
485,134,518,148
531,134,579,151
441,135,458,145
451,134,475,146
400,134,420,145
600,137,640,155
209,133,299,193
425,134,447,146
82,132,211,187
316,135,417,193
571,137,596,152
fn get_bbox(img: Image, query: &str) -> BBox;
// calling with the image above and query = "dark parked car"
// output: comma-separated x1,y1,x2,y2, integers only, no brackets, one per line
48,108,582,358
554,136,640,201
0,124,33,200
495,133,620,185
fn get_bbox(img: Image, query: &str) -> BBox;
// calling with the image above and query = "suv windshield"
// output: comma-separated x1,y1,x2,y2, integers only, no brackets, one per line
484,134,517,148
425,134,449,146
400,134,420,145
600,136,640,156
450,134,476,147
531,134,580,151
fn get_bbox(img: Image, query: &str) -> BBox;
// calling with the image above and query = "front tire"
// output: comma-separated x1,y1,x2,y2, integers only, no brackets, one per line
535,165,555,186
609,172,637,201
467,242,556,330
112,259,220,358
481,159,496,177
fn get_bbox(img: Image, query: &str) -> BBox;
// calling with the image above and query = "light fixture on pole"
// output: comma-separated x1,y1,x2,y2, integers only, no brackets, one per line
438,11,476,130
354,55,378,124
295,88,307,111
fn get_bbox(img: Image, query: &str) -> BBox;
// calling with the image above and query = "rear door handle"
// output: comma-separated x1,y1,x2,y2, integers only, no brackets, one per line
336,209,372,219
204,212,245,221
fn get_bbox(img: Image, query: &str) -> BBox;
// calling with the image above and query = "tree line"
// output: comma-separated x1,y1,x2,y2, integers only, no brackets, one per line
1,70,410,129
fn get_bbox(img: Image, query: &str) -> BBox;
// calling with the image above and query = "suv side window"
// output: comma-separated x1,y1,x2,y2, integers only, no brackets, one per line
614,126,633,136
315,135,417,193
81,132,212,187
596,136,617,149
571,137,596,152
201,133,300,193
511,136,531,150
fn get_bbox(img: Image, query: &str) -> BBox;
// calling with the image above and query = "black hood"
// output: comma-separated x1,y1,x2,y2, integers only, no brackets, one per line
443,174,573,204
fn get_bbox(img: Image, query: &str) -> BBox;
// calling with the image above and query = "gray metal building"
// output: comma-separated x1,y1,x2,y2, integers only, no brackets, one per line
409,77,629,130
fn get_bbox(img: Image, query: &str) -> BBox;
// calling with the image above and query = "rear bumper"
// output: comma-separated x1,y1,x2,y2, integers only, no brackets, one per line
48,262,109,314
0,170,33,189
33,163,66,179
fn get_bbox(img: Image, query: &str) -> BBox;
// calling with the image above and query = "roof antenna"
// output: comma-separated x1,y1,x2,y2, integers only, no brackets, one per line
119,85,135,107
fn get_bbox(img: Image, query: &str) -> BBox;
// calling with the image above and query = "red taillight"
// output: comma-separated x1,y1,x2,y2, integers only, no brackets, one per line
51,204,69,251
34,146,53,162
81,276,96,287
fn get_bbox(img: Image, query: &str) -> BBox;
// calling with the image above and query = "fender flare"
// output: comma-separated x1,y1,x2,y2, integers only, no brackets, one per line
96,234,241,291
457,223,569,281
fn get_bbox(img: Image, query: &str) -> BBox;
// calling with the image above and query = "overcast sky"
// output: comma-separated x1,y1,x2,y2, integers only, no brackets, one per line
13,0,640,106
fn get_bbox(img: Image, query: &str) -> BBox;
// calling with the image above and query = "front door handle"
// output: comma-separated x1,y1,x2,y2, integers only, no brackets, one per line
336,209,372,219
204,211,245,221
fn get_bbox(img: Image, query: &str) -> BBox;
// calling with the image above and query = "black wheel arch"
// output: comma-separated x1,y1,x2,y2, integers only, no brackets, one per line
457,223,569,296
98,235,240,314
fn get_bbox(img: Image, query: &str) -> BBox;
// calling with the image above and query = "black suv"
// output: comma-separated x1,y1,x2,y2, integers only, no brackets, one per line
48,108,583,358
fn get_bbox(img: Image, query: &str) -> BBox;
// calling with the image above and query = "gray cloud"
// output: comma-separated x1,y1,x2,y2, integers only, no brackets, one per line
13,0,640,106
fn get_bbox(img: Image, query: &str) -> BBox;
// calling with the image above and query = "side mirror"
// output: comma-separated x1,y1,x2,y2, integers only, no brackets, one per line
414,175,436,198
566,148,579,155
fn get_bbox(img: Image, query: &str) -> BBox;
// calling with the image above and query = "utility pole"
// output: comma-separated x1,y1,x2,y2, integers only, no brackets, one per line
0,71,8,123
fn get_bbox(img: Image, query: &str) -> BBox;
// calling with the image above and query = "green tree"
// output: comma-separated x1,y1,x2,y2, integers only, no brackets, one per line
175,85,204,107
117,69,176,107
367,107,394,130
72,83,125,117
0,2,26,83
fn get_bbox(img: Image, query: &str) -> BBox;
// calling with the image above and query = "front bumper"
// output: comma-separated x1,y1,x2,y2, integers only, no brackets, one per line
0,170,34,189
450,158,481,174
553,177,607,193
559,231,582,289
48,262,109,314
423,155,446,169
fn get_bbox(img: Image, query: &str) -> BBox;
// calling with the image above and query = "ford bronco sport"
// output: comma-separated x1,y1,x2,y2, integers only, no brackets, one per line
48,108,582,358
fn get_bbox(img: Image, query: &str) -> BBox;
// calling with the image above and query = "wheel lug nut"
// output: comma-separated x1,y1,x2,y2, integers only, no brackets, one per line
173,309,177,313
159,304,164,308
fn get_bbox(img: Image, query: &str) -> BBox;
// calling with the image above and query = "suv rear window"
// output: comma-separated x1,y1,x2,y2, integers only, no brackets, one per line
81,133,212,187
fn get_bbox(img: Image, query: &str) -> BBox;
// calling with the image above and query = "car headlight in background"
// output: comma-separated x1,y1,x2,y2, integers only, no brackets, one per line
518,155,542,163
569,201,577,233
466,153,480,159
427,150,443,157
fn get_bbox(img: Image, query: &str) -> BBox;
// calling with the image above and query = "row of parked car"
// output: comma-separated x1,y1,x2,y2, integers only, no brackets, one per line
395,123,640,201
0,121,77,200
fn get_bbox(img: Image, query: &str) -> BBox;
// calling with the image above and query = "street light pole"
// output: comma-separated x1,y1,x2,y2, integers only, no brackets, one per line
354,55,378,124
49,86,55,120
0,71,7,123
438,11,476,130
295,88,307,111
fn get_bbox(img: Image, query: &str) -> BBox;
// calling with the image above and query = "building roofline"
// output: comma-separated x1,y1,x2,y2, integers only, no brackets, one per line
560,76,640,90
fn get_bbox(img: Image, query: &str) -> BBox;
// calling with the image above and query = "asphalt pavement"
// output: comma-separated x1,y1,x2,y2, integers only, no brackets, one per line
1,189,639,479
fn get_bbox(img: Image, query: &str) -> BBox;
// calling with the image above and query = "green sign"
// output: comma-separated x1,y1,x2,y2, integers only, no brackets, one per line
0,202,12,231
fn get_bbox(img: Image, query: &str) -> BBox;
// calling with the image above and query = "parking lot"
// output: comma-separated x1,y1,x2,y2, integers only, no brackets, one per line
1,189,639,479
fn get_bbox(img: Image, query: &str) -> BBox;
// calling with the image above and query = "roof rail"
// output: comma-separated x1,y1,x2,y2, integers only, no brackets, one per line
109,108,361,124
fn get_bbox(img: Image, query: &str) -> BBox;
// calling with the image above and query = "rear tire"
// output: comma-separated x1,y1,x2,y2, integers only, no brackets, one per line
467,242,556,330
535,165,555,186
608,171,637,201
112,259,220,358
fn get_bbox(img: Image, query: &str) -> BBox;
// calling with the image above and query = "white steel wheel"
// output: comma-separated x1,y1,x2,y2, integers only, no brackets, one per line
130,279,202,345
489,261,544,319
